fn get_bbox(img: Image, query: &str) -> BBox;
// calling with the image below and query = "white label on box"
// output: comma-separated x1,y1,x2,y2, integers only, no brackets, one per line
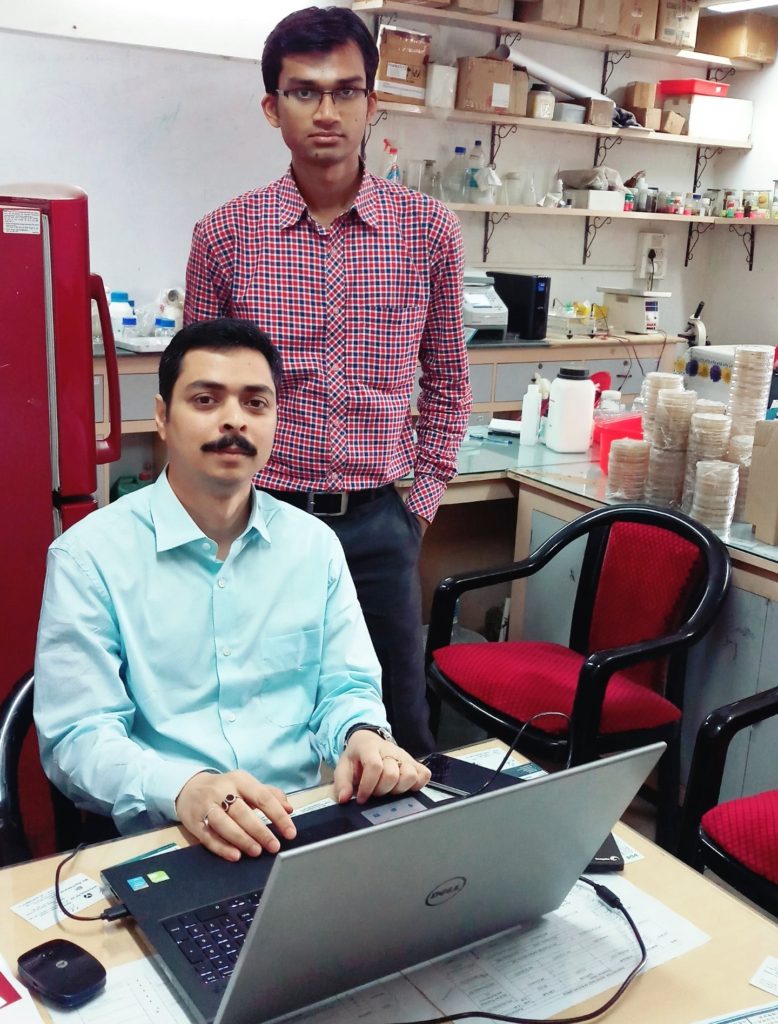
491,82,510,109
386,61,408,81
2,208,40,234
375,78,426,101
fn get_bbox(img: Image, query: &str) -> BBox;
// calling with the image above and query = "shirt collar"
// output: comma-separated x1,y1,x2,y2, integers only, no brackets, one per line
150,471,271,553
276,163,382,231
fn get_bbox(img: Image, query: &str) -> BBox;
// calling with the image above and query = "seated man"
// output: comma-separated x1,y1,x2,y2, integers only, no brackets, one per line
34,318,430,862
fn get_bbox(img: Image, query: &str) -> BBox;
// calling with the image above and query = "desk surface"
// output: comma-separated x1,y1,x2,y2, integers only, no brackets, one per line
1,741,777,1024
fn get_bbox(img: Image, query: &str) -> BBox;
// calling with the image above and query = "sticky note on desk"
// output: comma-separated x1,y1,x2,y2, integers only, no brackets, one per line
752,956,778,997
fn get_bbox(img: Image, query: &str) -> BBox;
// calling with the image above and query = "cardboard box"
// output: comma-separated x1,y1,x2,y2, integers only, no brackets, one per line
663,94,753,142
655,0,699,48
616,0,659,41
509,68,529,116
455,56,513,114
375,25,430,105
515,0,580,27
585,97,616,126
395,0,450,5
696,12,778,64
624,81,657,109
632,106,661,129
580,0,620,34
453,0,499,11
746,420,778,544
659,108,685,133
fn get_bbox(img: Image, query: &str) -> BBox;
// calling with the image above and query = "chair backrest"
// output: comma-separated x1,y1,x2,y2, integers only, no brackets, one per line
575,520,707,690
0,670,34,865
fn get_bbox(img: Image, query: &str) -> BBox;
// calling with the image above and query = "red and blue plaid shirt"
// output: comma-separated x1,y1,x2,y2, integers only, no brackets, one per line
184,169,471,521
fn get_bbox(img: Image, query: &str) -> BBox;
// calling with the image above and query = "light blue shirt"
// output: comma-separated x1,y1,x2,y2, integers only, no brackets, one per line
34,472,388,834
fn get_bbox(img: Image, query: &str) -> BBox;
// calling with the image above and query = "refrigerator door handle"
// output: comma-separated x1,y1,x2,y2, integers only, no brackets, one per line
91,273,122,465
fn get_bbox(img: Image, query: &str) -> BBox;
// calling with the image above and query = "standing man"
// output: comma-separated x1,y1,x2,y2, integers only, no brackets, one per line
184,6,471,755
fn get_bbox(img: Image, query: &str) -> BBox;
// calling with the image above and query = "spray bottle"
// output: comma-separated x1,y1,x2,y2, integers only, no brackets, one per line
383,139,401,184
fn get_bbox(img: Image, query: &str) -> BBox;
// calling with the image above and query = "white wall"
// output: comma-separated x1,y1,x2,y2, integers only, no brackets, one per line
0,0,772,343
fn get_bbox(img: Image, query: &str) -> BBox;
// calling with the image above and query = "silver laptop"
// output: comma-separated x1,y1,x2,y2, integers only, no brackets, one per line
212,742,663,1024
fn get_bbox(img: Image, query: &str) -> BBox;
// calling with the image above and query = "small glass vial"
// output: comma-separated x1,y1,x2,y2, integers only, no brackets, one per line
154,316,176,338
623,191,634,212
528,83,555,120
121,316,138,342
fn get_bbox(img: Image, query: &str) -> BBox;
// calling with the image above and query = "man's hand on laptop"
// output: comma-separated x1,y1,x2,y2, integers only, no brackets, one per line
176,769,298,862
334,733,432,805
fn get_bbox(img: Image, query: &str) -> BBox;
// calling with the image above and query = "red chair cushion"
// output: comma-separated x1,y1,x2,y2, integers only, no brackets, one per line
701,790,778,886
588,523,704,690
432,640,681,734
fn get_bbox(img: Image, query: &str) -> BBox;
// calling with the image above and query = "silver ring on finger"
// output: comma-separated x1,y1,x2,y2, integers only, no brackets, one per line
221,793,239,813
202,802,220,829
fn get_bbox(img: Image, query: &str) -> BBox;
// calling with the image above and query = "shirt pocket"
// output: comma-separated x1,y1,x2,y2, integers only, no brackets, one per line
257,628,323,726
347,304,427,391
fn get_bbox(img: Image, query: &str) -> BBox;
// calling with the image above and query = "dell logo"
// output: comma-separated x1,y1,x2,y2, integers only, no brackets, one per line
425,877,466,907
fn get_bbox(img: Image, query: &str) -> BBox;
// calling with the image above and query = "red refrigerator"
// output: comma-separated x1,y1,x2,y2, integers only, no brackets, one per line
0,183,121,853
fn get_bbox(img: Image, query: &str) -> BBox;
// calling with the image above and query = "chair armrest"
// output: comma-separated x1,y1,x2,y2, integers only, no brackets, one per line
0,671,34,866
677,685,778,864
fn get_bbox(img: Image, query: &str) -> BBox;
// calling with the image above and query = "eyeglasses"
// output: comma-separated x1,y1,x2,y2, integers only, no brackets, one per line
276,87,370,107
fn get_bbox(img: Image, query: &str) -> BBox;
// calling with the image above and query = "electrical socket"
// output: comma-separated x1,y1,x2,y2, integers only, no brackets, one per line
636,232,667,280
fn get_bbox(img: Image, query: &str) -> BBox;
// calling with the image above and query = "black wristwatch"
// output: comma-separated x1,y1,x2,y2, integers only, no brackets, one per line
343,723,394,749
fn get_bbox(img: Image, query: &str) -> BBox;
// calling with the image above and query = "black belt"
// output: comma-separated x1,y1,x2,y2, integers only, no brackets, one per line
264,484,394,517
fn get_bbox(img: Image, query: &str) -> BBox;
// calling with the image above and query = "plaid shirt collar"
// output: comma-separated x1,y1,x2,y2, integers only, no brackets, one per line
276,163,383,231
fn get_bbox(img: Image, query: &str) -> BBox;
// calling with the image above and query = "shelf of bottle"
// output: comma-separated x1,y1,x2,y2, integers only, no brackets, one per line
448,203,778,224
354,0,763,72
377,101,752,152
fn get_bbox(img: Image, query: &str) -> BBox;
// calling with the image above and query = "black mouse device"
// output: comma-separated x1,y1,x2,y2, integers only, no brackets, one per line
18,939,106,1008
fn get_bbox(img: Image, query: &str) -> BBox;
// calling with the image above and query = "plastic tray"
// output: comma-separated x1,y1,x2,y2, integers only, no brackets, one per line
657,78,730,98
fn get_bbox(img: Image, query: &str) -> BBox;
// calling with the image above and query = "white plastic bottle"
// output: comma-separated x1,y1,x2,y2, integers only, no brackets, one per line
107,291,133,339
442,146,468,203
544,366,596,453
520,382,542,447
120,316,138,343
464,140,487,203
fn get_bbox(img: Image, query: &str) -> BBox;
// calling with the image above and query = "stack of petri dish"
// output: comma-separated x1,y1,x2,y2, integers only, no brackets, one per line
682,412,732,513
695,398,728,416
728,345,775,438
640,372,684,445
690,460,739,538
606,438,651,502
724,434,754,523
645,389,697,507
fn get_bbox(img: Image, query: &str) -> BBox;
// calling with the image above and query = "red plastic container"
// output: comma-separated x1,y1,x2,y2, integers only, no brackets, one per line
657,78,730,99
598,415,644,473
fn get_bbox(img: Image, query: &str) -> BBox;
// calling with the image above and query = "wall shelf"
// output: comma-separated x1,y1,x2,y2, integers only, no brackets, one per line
448,203,778,226
376,100,752,152
353,0,763,72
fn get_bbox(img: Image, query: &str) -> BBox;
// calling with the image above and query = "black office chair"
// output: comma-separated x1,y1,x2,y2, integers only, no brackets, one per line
425,504,732,850
0,670,118,866
678,686,778,918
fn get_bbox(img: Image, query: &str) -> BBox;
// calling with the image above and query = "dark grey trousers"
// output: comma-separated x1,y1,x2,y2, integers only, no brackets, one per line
324,487,435,758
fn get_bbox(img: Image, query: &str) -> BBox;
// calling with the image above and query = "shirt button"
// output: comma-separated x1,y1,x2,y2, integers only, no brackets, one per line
217,579,226,589
226,712,237,723
202,542,210,551
222,647,232,657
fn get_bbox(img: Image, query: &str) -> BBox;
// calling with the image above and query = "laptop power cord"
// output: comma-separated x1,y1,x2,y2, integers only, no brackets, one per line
469,710,572,797
382,876,647,1024
54,844,130,923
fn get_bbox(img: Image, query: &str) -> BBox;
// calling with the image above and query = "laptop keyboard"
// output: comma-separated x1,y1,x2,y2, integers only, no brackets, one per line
162,889,263,988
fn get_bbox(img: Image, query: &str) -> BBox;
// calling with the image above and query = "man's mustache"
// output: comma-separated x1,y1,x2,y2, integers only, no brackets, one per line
201,434,258,456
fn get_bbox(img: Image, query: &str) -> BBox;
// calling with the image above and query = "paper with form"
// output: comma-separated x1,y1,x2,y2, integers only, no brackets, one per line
405,875,709,1021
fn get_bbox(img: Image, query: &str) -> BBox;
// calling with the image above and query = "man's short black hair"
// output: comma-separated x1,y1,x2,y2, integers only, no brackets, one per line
262,6,379,94
158,318,283,407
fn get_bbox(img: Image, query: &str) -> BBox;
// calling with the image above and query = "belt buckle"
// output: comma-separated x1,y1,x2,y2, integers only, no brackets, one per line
309,491,349,517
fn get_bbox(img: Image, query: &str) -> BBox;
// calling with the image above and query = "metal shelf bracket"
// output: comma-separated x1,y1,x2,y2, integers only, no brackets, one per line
729,223,756,271
483,212,511,261
602,49,631,94
693,146,723,193
707,66,736,83
490,123,518,163
501,30,522,47
365,108,388,146
583,215,612,264
594,135,622,167
684,221,715,266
